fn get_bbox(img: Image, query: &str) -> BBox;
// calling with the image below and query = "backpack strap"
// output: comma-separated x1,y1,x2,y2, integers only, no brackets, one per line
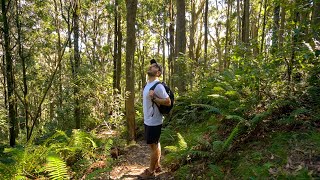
149,81,161,91
149,82,161,117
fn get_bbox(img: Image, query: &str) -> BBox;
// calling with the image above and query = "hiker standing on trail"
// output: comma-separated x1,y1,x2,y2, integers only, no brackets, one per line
139,59,171,179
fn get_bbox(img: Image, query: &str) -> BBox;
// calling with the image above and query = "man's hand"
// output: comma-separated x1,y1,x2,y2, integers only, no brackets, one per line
149,90,155,100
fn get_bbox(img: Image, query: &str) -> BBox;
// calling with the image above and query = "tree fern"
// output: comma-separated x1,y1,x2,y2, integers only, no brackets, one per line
46,155,69,180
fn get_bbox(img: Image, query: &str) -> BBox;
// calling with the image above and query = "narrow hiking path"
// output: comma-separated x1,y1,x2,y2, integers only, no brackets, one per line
108,141,174,180
93,125,174,179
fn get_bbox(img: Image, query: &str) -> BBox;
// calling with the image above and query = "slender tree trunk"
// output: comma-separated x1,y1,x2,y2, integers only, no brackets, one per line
174,0,186,94
162,6,166,82
73,0,81,129
1,55,7,111
113,0,118,93
2,0,16,147
116,12,122,93
242,0,250,44
189,0,195,63
313,0,320,43
313,0,320,57
224,0,231,69
271,2,280,54
279,2,286,49
169,0,175,87
15,0,29,139
237,0,241,44
204,0,209,66
125,0,137,143
260,0,267,53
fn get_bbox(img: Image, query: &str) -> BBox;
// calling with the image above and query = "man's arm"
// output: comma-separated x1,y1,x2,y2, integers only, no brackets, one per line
153,96,171,106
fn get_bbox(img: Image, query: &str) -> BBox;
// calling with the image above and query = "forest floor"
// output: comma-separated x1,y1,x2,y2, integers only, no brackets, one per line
108,141,173,180
93,125,174,180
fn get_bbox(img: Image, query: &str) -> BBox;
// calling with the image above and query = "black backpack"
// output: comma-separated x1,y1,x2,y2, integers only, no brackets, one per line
150,82,174,115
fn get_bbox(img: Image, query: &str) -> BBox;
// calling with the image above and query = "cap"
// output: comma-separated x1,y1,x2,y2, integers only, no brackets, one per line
150,59,162,73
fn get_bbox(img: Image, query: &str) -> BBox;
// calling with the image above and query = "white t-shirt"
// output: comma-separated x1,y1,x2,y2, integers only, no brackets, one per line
143,79,169,126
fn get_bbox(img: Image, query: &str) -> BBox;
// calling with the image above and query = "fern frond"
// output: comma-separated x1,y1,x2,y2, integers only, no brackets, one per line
46,155,69,180
177,133,188,150
190,104,221,114
207,94,228,100
226,115,246,122
165,146,178,153
223,121,241,150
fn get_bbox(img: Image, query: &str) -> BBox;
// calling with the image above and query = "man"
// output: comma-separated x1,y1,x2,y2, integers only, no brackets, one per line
139,59,171,179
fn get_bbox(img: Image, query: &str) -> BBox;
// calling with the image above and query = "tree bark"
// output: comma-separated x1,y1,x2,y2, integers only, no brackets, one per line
169,0,175,87
242,0,250,44
271,2,280,54
125,0,137,143
73,0,81,129
237,0,241,44
224,0,231,69
174,0,187,94
113,0,118,93
312,0,320,43
260,0,267,53
2,0,16,147
279,2,285,49
16,0,28,139
204,0,209,66
117,12,122,93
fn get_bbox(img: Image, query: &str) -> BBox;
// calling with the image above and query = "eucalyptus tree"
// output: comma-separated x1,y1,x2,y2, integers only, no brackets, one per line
204,0,208,66
125,0,138,142
1,0,16,146
271,0,280,54
174,0,186,94
312,0,320,43
73,0,81,129
242,0,250,45
168,0,175,86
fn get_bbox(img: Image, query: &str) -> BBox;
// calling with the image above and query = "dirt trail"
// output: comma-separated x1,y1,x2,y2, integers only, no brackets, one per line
105,141,173,180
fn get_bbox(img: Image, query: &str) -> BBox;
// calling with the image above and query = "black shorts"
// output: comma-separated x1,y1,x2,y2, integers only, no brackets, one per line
144,124,162,144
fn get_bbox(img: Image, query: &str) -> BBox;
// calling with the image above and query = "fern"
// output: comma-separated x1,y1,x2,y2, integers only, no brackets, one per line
177,133,188,150
46,154,69,180
223,121,242,150
190,104,221,114
226,115,246,122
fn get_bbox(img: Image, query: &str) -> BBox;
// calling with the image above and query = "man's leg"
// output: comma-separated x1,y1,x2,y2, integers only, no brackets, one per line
149,143,161,172
156,143,161,169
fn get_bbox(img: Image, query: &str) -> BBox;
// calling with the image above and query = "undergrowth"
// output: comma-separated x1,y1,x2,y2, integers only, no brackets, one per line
161,69,320,179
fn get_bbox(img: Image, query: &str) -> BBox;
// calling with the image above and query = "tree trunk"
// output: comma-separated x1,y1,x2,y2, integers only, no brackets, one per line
204,0,209,66
242,0,250,44
162,5,166,82
224,0,231,69
16,0,28,139
271,2,280,54
260,0,267,53
2,0,16,147
313,0,320,57
313,0,320,42
73,0,81,129
125,0,137,143
237,0,241,44
169,0,175,87
189,0,195,63
113,0,118,93
117,12,122,93
279,2,285,49
174,0,187,94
